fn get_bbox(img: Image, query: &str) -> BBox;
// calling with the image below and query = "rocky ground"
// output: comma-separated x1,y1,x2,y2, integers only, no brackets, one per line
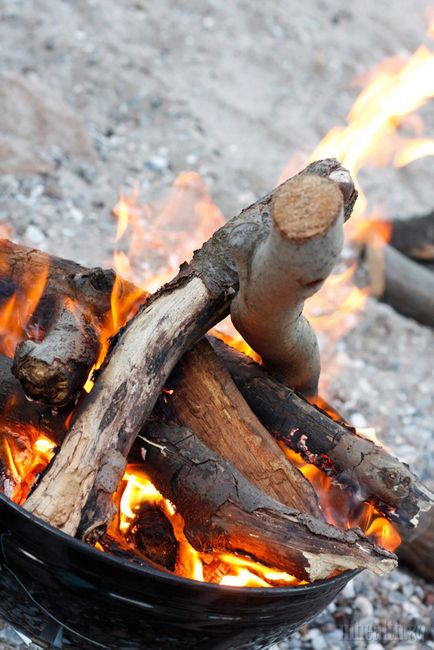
0,0,434,648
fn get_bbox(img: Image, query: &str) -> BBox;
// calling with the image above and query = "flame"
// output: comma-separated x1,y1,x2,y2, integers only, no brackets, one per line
111,171,225,294
2,433,56,504
107,466,305,587
0,259,49,357
282,447,400,552
279,37,434,348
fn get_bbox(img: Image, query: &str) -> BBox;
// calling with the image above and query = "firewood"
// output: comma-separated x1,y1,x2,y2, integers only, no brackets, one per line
230,174,347,397
164,338,323,518
0,355,66,443
366,242,434,328
13,299,99,406
398,508,434,581
123,501,178,571
137,421,396,581
98,533,174,573
24,159,357,539
0,238,140,406
210,337,434,529
372,211,434,261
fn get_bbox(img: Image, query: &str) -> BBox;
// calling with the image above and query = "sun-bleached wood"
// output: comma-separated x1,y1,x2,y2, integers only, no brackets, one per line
230,174,346,396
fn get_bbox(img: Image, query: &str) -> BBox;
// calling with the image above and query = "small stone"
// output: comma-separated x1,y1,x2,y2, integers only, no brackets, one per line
353,595,374,617
311,635,327,650
145,154,169,173
24,224,45,244
350,412,367,428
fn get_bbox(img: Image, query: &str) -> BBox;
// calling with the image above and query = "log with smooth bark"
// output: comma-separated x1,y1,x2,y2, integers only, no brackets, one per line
366,242,434,328
164,338,322,518
209,337,434,528
230,174,347,396
24,159,357,539
138,421,396,581
0,238,141,406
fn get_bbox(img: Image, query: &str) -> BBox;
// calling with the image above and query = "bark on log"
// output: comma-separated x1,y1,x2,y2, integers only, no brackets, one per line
0,238,141,406
372,211,434,261
164,338,322,518
230,174,346,396
138,421,396,581
366,243,434,328
0,355,66,443
398,507,434,581
209,337,434,529
13,300,99,406
24,159,357,540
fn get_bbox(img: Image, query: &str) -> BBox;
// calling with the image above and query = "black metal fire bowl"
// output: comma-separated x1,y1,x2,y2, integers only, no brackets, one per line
0,495,357,649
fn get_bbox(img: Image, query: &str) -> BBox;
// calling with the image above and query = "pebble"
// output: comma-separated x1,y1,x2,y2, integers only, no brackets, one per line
145,155,169,173
23,224,45,244
353,595,374,618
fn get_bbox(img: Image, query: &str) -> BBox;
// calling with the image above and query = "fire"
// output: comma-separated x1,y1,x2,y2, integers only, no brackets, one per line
109,467,304,587
0,259,49,357
1,432,56,504
282,447,400,552
279,36,434,349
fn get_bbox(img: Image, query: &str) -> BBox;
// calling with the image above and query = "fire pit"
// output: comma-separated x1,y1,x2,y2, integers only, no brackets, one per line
0,159,431,650
0,495,356,650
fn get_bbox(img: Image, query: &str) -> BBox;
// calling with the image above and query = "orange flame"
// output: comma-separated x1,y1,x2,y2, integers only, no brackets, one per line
279,38,434,349
0,259,49,357
108,467,305,587
2,432,56,504
282,447,400,552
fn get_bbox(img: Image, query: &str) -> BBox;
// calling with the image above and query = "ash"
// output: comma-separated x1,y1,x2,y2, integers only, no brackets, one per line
0,1,433,649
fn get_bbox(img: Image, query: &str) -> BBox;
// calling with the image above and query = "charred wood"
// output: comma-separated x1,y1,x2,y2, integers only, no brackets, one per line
138,421,396,581
210,337,434,528
0,238,141,406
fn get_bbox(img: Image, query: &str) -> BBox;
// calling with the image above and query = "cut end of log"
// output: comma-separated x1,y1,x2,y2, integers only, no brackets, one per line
272,175,344,242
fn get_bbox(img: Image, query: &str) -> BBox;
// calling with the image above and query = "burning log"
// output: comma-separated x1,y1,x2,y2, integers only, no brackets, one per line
230,173,348,397
0,354,66,445
164,338,323,518
365,242,434,328
0,238,142,406
24,159,356,540
372,211,434,261
138,421,396,581
210,337,434,528
13,299,99,407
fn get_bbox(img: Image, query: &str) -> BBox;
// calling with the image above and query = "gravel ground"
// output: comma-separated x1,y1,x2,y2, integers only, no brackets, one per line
1,1,434,648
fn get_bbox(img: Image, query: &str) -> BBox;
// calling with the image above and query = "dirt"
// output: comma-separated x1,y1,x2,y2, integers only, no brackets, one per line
0,1,434,648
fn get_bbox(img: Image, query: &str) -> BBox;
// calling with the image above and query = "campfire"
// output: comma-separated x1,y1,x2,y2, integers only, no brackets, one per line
0,159,431,590
1,18,434,649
